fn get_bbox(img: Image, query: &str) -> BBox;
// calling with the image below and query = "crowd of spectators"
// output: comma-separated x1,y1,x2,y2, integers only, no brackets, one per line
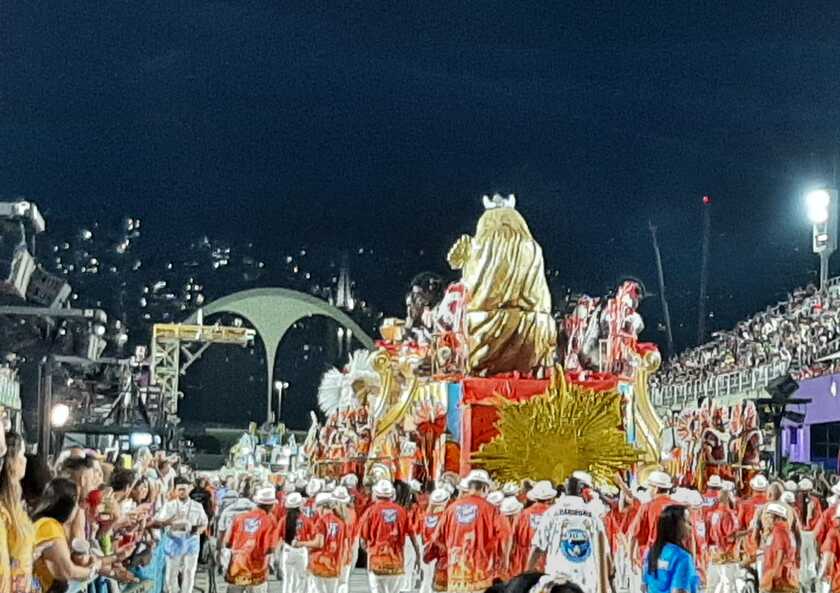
655,282,840,389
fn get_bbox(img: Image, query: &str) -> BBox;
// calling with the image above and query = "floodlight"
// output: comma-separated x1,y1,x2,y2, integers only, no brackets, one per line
130,432,153,448
806,189,831,224
50,403,70,427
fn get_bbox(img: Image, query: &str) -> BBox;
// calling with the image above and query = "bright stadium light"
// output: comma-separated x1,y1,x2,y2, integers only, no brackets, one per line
806,189,831,224
130,432,154,448
50,403,70,427
805,187,839,290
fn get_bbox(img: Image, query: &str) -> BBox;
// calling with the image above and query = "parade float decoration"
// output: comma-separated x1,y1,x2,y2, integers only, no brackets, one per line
301,193,666,485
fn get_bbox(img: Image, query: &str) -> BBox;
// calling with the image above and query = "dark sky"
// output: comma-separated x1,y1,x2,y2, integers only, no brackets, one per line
5,3,840,426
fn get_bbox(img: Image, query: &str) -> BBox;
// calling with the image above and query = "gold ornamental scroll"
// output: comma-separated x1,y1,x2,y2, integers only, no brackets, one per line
449,204,557,376
632,349,665,465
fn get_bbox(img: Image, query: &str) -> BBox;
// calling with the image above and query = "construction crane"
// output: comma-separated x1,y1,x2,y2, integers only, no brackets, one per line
149,321,256,428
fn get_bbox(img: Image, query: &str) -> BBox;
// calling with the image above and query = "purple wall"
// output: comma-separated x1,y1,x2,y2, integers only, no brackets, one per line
782,373,840,463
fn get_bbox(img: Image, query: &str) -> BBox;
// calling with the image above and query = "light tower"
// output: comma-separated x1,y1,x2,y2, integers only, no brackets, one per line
806,187,839,291
334,252,355,357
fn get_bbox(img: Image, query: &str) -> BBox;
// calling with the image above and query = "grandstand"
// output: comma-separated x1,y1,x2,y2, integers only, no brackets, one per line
652,277,840,408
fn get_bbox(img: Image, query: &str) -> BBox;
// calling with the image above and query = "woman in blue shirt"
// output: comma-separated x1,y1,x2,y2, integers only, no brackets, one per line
644,504,699,593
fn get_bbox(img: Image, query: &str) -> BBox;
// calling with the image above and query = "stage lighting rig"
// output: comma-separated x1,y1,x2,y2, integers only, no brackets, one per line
0,201,45,300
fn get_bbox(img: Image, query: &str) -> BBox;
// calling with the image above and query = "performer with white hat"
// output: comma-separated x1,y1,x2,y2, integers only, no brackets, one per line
706,482,740,593
427,470,499,593
798,477,823,591
738,474,769,565
223,487,279,593
628,470,675,570
295,492,349,593
357,480,419,593
760,503,799,592
817,504,840,592
416,488,450,593
510,480,556,575
279,493,307,593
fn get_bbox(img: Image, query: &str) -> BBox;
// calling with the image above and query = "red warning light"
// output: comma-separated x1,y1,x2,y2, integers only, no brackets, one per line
702,195,712,205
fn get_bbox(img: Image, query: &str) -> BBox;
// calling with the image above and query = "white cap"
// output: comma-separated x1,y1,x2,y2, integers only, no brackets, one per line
500,496,524,516
487,491,505,507
781,491,795,504
430,488,450,505
285,492,304,509
799,478,814,492
441,482,455,496
331,486,351,505
408,479,422,493
766,502,788,519
306,478,324,497
527,480,558,501
647,471,673,490
722,481,736,493
706,475,723,489
457,478,470,492
572,471,594,488
341,474,359,488
750,475,769,492
502,481,520,496
784,480,798,492
463,469,493,486
253,487,277,506
372,480,395,499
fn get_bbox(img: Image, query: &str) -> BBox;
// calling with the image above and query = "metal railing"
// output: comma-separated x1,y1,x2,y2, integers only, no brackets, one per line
651,360,789,409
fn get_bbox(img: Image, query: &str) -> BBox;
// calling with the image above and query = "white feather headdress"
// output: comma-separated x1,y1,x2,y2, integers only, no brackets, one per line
482,193,516,210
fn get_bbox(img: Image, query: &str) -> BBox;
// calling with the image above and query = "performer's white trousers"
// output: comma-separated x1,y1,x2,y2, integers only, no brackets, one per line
401,539,417,591
339,540,359,593
165,552,199,593
801,530,818,585
706,562,738,593
282,545,308,593
419,557,435,593
311,576,339,593
368,573,403,593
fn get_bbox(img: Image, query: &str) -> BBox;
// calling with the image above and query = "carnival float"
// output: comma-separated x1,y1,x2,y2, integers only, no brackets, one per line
229,194,764,492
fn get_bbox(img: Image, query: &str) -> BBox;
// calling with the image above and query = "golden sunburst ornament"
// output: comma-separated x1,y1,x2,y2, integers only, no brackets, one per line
472,367,642,487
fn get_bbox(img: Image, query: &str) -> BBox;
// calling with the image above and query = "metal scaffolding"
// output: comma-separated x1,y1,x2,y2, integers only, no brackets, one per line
150,323,255,425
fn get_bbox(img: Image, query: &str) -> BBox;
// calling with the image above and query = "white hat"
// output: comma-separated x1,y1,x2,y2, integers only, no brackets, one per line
722,481,736,493
646,471,673,490
487,491,505,506
306,478,324,497
315,492,332,506
784,480,798,492
430,488,450,505
331,486,351,505
341,474,359,488
781,491,795,504
408,479,422,493
799,478,814,492
707,475,723,489
295,478,308,490
500,497,524,516
502,482,520,496
527,480,558,502
457,478,470,492
766,502,788,519
372,480,395,499
285,492,304,509
750,475,769,492
572,471,594,488
253,487,277,506
441,482,455,496
672,488,703,508
283,480,297,493
464,470,493,486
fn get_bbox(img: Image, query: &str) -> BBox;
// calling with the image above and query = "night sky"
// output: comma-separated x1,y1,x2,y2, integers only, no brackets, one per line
5,4,840,427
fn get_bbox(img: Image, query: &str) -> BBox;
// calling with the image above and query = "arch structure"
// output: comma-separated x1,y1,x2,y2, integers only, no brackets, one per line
185,288,375,416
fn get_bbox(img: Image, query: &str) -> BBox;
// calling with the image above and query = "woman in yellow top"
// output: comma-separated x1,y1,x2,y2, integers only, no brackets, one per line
32,478,100,592
0,432,34,593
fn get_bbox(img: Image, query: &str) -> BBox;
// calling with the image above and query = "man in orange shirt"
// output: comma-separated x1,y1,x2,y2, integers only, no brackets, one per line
812,482,840,547
707,483,739,593
358,480,419,593
737,474,769,564
760,502,799,593
223,487,280,593
417,488,450,593
296,492,349,593
819,505,840,593
428,469,500,593
510,480,556,575
628,470,675,568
